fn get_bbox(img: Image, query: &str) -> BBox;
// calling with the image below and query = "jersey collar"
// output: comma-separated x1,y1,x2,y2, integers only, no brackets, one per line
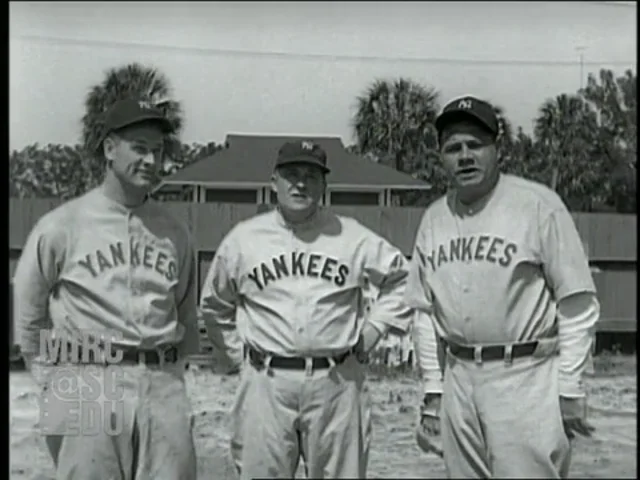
275,205,326,231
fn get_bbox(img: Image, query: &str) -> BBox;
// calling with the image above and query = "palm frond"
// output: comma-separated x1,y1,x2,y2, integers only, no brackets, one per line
81,62,183,156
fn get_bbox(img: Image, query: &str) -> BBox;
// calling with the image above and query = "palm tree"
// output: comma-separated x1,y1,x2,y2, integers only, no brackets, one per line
580,68,637,160
580,68,636,212
352,78,440,172
533,94,609,211
352,78,444,204
492,104,515,167
81,63,184,188
502,127,548,183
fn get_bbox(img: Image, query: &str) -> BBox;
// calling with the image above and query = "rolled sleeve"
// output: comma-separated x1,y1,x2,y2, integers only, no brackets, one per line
540,206,599,397
413,310,444,394
557,292,600,397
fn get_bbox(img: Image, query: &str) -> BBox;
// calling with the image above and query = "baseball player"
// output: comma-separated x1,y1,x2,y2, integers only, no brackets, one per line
13,98,200,480
225,276,376,478
405,95,599,478
199,140,411,479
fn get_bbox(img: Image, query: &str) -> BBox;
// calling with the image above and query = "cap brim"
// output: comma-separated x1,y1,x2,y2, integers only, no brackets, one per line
435,111,496,136
110,115,174,134
277,157,330,173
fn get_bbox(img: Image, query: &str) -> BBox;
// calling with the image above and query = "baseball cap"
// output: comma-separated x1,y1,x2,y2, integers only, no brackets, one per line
104,98,174,135
435,96,499,138
275,140,330,173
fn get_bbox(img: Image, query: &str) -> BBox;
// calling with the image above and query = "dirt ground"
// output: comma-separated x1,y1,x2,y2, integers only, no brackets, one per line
10,354,637,479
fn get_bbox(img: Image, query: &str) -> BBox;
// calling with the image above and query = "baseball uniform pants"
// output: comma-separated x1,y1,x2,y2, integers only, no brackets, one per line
240,354,368,479
440,351,571,478
39,361,197,480
230,359,373,477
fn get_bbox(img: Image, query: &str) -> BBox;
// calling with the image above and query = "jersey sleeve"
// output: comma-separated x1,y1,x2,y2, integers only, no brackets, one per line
198,229,243,369
540,207,596,300
556,292,600,397
175,226,200,356
13,217,66,356
412,309,444,394
404,212,435,314
540,205,599,397
361,231,411,335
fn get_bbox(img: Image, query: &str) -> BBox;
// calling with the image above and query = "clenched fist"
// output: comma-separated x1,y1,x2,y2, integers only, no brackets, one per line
416,393,444,458
560,396,595,439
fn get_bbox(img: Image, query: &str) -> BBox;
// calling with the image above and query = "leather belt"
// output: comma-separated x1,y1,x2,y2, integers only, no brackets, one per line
51,343,180,365
247,346,355,370
445,340,538,363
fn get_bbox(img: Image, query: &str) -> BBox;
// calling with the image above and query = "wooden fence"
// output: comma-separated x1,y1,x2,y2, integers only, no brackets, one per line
9,199,637,366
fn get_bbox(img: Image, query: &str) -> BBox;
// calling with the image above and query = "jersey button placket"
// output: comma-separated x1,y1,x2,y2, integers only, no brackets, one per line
291,229,306,352
460,281,472,339
294,295,307,353
463,284,473,340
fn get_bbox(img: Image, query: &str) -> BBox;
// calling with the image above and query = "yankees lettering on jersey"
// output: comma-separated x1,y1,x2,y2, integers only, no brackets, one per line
13,188,193,353
78,240,178,281
404,174,597,346
424,235,518,272
199,208,410,356
248,251,349,290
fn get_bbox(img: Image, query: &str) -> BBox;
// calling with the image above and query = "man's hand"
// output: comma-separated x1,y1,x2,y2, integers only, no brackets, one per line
416,393,443,458
560,395,595,439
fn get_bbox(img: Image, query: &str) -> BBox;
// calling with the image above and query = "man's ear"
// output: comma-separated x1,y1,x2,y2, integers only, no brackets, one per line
270,171,277,192
103,134,118,162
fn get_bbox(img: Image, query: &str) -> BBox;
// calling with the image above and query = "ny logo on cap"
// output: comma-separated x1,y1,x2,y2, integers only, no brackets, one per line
301,141,315,151
138,100,154,110
457,99,473,110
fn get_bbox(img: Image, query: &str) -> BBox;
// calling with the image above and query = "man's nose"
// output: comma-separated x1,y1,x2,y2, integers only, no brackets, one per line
140,152,156,165
457,146,475,167
457,157,475,168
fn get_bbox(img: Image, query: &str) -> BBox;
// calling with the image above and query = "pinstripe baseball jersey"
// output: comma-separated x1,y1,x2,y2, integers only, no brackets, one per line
13,187,199,355
404,173,597,346
199,207,411,358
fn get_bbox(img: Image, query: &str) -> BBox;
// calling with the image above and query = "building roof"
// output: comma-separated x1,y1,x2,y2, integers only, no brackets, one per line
160,134,431,190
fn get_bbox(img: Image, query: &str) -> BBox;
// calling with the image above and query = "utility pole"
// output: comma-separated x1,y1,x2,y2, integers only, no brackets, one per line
576,45,587,89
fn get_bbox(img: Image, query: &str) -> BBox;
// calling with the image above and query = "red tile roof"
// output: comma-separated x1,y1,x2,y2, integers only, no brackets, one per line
161,134,431,190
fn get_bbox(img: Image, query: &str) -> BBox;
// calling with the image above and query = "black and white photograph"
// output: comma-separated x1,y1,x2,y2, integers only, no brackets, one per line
10,2,636,479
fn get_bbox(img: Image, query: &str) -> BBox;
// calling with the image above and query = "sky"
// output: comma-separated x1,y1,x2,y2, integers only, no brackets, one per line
9,1,637,151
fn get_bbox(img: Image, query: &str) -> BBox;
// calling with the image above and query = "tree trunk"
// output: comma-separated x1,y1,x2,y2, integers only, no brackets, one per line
551,167,559,191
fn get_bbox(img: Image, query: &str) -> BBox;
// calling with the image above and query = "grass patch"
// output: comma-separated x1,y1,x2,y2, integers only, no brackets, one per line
366,362,421,383
592,350,636,377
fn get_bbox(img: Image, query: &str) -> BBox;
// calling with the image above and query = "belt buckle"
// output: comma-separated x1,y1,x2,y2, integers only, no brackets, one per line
249,348,265,369
304,357,313,376
473,346,483,364
504,344,513,365
157,346,178,365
